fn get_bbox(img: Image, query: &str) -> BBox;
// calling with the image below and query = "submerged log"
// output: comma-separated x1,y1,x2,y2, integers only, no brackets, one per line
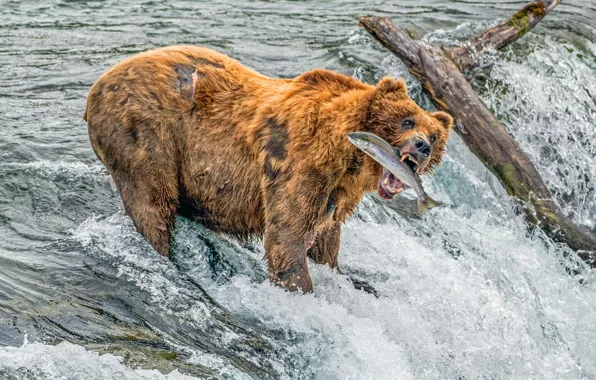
359,1,596,267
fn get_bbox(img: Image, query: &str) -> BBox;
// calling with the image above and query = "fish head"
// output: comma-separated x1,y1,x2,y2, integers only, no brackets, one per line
368,77,453,179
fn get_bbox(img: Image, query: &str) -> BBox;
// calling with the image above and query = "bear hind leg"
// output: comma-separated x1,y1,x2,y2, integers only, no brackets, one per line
115,172,178,256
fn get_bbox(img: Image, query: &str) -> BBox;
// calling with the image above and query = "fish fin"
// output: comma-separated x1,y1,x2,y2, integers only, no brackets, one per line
417,196,441,217
426,196,441,210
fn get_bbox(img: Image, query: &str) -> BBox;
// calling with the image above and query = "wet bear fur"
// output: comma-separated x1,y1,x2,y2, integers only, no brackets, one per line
84,46,452,292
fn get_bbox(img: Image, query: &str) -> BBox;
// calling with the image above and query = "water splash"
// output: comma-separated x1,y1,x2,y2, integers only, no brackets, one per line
62,19,596,380
480,37,596,231
0,341,199,380
1,1,595,379
69,200,595,379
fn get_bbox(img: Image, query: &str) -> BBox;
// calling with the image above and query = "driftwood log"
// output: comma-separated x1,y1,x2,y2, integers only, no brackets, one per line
359,0,596,267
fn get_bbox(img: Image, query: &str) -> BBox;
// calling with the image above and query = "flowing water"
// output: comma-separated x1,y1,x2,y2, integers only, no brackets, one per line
1,1,595,379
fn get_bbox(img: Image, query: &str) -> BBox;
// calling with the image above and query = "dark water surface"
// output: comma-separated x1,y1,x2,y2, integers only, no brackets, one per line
1,1,595,379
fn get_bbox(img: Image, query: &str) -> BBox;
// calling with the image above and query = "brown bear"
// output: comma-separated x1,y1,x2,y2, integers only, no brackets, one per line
84,46,452,293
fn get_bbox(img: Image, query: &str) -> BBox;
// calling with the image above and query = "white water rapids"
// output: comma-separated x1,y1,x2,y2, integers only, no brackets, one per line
0,1,594,379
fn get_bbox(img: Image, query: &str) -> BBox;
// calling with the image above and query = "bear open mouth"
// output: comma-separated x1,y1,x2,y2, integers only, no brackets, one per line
400,152,419,173
377,154,419,200
378,168,407,199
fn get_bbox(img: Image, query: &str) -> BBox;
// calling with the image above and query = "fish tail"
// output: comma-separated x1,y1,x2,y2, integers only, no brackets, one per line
417,196,441,217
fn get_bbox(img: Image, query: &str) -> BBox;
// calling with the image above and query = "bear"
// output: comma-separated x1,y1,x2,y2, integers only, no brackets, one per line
84,46,452,293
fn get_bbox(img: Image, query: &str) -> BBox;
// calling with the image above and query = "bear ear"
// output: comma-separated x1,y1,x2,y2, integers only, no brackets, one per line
432,111,453,130
376,76,408,98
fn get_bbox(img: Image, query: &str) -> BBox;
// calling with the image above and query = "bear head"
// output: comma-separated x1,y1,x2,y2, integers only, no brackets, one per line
367,76,453,199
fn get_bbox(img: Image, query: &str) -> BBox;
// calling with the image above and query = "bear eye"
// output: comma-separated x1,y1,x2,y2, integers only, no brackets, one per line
429,133,437,145
401,118,415,130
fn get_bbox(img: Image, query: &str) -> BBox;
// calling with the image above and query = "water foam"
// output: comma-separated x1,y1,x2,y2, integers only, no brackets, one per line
67,198,596,379
482,37,596,230
0,341,199,380
62,30,596,378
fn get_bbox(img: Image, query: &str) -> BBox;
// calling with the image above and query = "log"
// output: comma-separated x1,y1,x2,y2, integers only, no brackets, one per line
359,6,596,267
449,0,561,72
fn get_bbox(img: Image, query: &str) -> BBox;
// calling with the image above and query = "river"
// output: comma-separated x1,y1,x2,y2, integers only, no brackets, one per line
0,0,595,379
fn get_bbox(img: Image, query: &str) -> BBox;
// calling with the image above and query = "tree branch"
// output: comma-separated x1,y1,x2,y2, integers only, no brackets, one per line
359,14,596,267
449,0,561,71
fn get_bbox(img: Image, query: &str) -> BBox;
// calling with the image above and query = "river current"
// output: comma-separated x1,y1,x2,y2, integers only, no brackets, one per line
0,1,595,379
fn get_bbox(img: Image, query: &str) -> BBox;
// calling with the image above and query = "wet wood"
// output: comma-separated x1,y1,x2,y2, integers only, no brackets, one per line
449,0,561,72
359,5,596,267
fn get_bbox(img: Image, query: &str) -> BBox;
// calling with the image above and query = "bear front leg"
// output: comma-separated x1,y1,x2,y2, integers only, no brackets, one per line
263,183,317,293
307,223,341,268
264,225,313,293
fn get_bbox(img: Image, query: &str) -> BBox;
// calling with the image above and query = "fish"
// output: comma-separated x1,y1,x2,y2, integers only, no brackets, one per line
347,131,440,216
